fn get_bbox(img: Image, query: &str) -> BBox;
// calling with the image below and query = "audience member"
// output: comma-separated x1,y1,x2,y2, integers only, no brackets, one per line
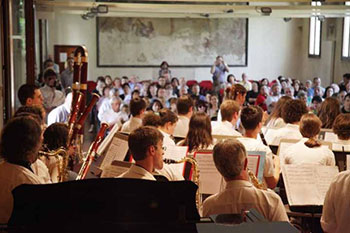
40,69,65,113
341,93,350,114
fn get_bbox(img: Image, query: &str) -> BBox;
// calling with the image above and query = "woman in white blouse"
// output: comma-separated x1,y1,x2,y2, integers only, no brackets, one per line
284,113,335,166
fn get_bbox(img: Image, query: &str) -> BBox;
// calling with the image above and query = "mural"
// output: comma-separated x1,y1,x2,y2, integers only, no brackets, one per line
97,17,247,67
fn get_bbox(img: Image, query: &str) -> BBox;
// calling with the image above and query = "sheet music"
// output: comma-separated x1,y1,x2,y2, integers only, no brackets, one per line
247,151,266,182
100,136,129,170
324,132,338,143
163,145,188,175
195,151,222,194
332,143,350,152
101,164,131,178
282,164,339,206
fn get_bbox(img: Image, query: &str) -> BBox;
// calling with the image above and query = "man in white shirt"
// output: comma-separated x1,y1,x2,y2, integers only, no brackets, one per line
121,97,146,133
238,105,280,189
240,73,252,91
98,97,124,128
202,139,288,222
119,126,164,180
212,99,242,136
158,109,178,146
47,92,72,126
265,83,282,113
173,96,194,137
40,69,65,113
265,99,308,145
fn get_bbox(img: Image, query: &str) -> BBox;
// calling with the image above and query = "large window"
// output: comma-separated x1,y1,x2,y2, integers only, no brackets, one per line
342,2,350,59
309,2,322,57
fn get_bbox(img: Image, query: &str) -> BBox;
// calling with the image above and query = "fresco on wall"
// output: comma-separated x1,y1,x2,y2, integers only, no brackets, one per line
97,17,247,67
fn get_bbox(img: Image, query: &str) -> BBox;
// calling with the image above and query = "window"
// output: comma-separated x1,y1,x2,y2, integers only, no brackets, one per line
342,2,350,59
309,2,322,57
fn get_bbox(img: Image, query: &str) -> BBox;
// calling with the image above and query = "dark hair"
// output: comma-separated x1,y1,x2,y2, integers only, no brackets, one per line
0,116,42,163
300,113,322,148
183,113,213,152
317,97,341,129
160,61,169,68
344,93,350,101
333,113,350,140
227,74,235,83
241,106,263,131
220,100,240,122
343,73,350,79
43,123,68,150
132,89,140,96
147,83,158,98
14,106,45,125
265,96,292,125
171,77,179,86
177,96,194,115
147,99,163,112
128,126,163,161
18,84,40,106
158,109,178,126
157,87,166,97
311,95,323,104
122,83,130,89
96,76,105,82
281,99,308,124
43,59,53,68
130,97,147,117
226,84,247,101
44,69,57,80
142,111,161,127
323,86,334,99
102,86,111,96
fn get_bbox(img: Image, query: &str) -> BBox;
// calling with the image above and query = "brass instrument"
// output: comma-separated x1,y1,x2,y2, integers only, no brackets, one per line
163,157,200,210
38,147,69,182
248,170,266,190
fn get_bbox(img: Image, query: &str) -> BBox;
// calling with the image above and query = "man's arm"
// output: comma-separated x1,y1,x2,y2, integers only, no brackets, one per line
210,63,216,74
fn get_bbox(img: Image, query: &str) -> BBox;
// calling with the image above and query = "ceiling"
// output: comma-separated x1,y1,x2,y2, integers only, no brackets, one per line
34,0,350,18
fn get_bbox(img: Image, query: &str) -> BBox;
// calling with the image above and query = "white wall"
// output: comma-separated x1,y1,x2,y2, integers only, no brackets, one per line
47,12,306,82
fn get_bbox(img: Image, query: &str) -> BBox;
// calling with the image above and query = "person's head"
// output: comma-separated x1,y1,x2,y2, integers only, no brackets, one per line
179,86,188,96
251,81,259,93
191,83,200,95
260,85,269,96
268,95,292,121
0,116,42,163
132,90,140,100
305,80,312,89
110,97,122,113
158,76,166,87
344,93,350,111
122,83,131,95
293,81,300,91
314,86,323,97
271,83,281,96
149,99,163,113
213,139,247,180
317,97,341,129
196,100,208,113
43,123,75,156
323,86,334,99
157,87,166,99
220,100,240,125
281,99,308,124
241,73,248,81
171,77,179,88
300,113,322,148
105,75,113,86
215,56,223,65
261,78,269,86
227,74,236,84
158,109,178,135
14,105,45,126
113,77,121,88
210,95,219,107
18,84,43,107
331,83,340,94
121,76,129,85
241,105,263,132
297,91,308,105
177,96,194,116
338,90,347,105
43,59,54,69
103,86,111,98
147,83,158,98
109,88,119,98
284,86,294,98
160,61,169,69
313,77,321,87
333,114,350,140
130,97,147,117
169,97,178,113
184,113,213,152
142,111,161,127
128,126,164,170
43,69,57,88
226,84,247,105
67,57,74,70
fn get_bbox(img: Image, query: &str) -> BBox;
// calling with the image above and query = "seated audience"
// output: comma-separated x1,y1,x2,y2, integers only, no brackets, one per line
202,139,288,222
18,84,44,107
178,113,214,153
255,85,269,111
121,97,146,133
212,100,241,136
173,96,194,137
265,99,308,145
98,97,125,129
246,81,259,105
118,126,164,180
238,106,280,189
310,95,323,115
317,97,340,129
147,99,163,114
341,93,350,114
0,116,44,224
158,109,178,146
265,83,282,113
284,113,335,166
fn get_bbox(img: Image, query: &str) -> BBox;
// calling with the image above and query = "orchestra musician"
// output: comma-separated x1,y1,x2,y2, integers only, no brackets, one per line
202,139,289,222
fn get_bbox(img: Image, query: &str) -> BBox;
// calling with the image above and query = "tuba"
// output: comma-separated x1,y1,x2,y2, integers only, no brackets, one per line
163,157,200,210
38,147,69,182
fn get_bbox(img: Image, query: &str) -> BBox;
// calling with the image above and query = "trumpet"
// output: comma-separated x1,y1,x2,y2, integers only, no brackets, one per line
38,147,68,183
163,157,200,210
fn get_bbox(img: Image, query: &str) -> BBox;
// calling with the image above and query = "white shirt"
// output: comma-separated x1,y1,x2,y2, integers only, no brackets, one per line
321,170,350,233
265,117,286,129
121,116,142,133
31,159,52,184
0,161,43,224
160,130,175,146
154,164,184,181
202,180,289,222
212,121,242,137
173,115,190,137
97,98,112,117
118,164,156,181
284,138,335,166
47,104,70,126
98,109,125,127
265,124,302,146
237,137,275,178
40,85,65,111
265,95,281,108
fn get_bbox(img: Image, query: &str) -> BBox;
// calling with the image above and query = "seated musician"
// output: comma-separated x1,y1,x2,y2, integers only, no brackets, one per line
158,109,178,146
238,105,280,189
121,97,146,133
332,113,350,146
0,116,44,224
212,100,242,136
265,99,308,145
202,139,289,222
284,113,335,166
17,84,44,107
118,126,164,180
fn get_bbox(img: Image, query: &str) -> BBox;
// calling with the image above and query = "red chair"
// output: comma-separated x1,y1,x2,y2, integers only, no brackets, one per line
199,80,213,91
186,80,198,88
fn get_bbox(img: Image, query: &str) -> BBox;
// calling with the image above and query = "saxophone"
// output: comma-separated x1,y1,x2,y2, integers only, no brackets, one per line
248,170,266,190
38,147,69,182
163,157,200,210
